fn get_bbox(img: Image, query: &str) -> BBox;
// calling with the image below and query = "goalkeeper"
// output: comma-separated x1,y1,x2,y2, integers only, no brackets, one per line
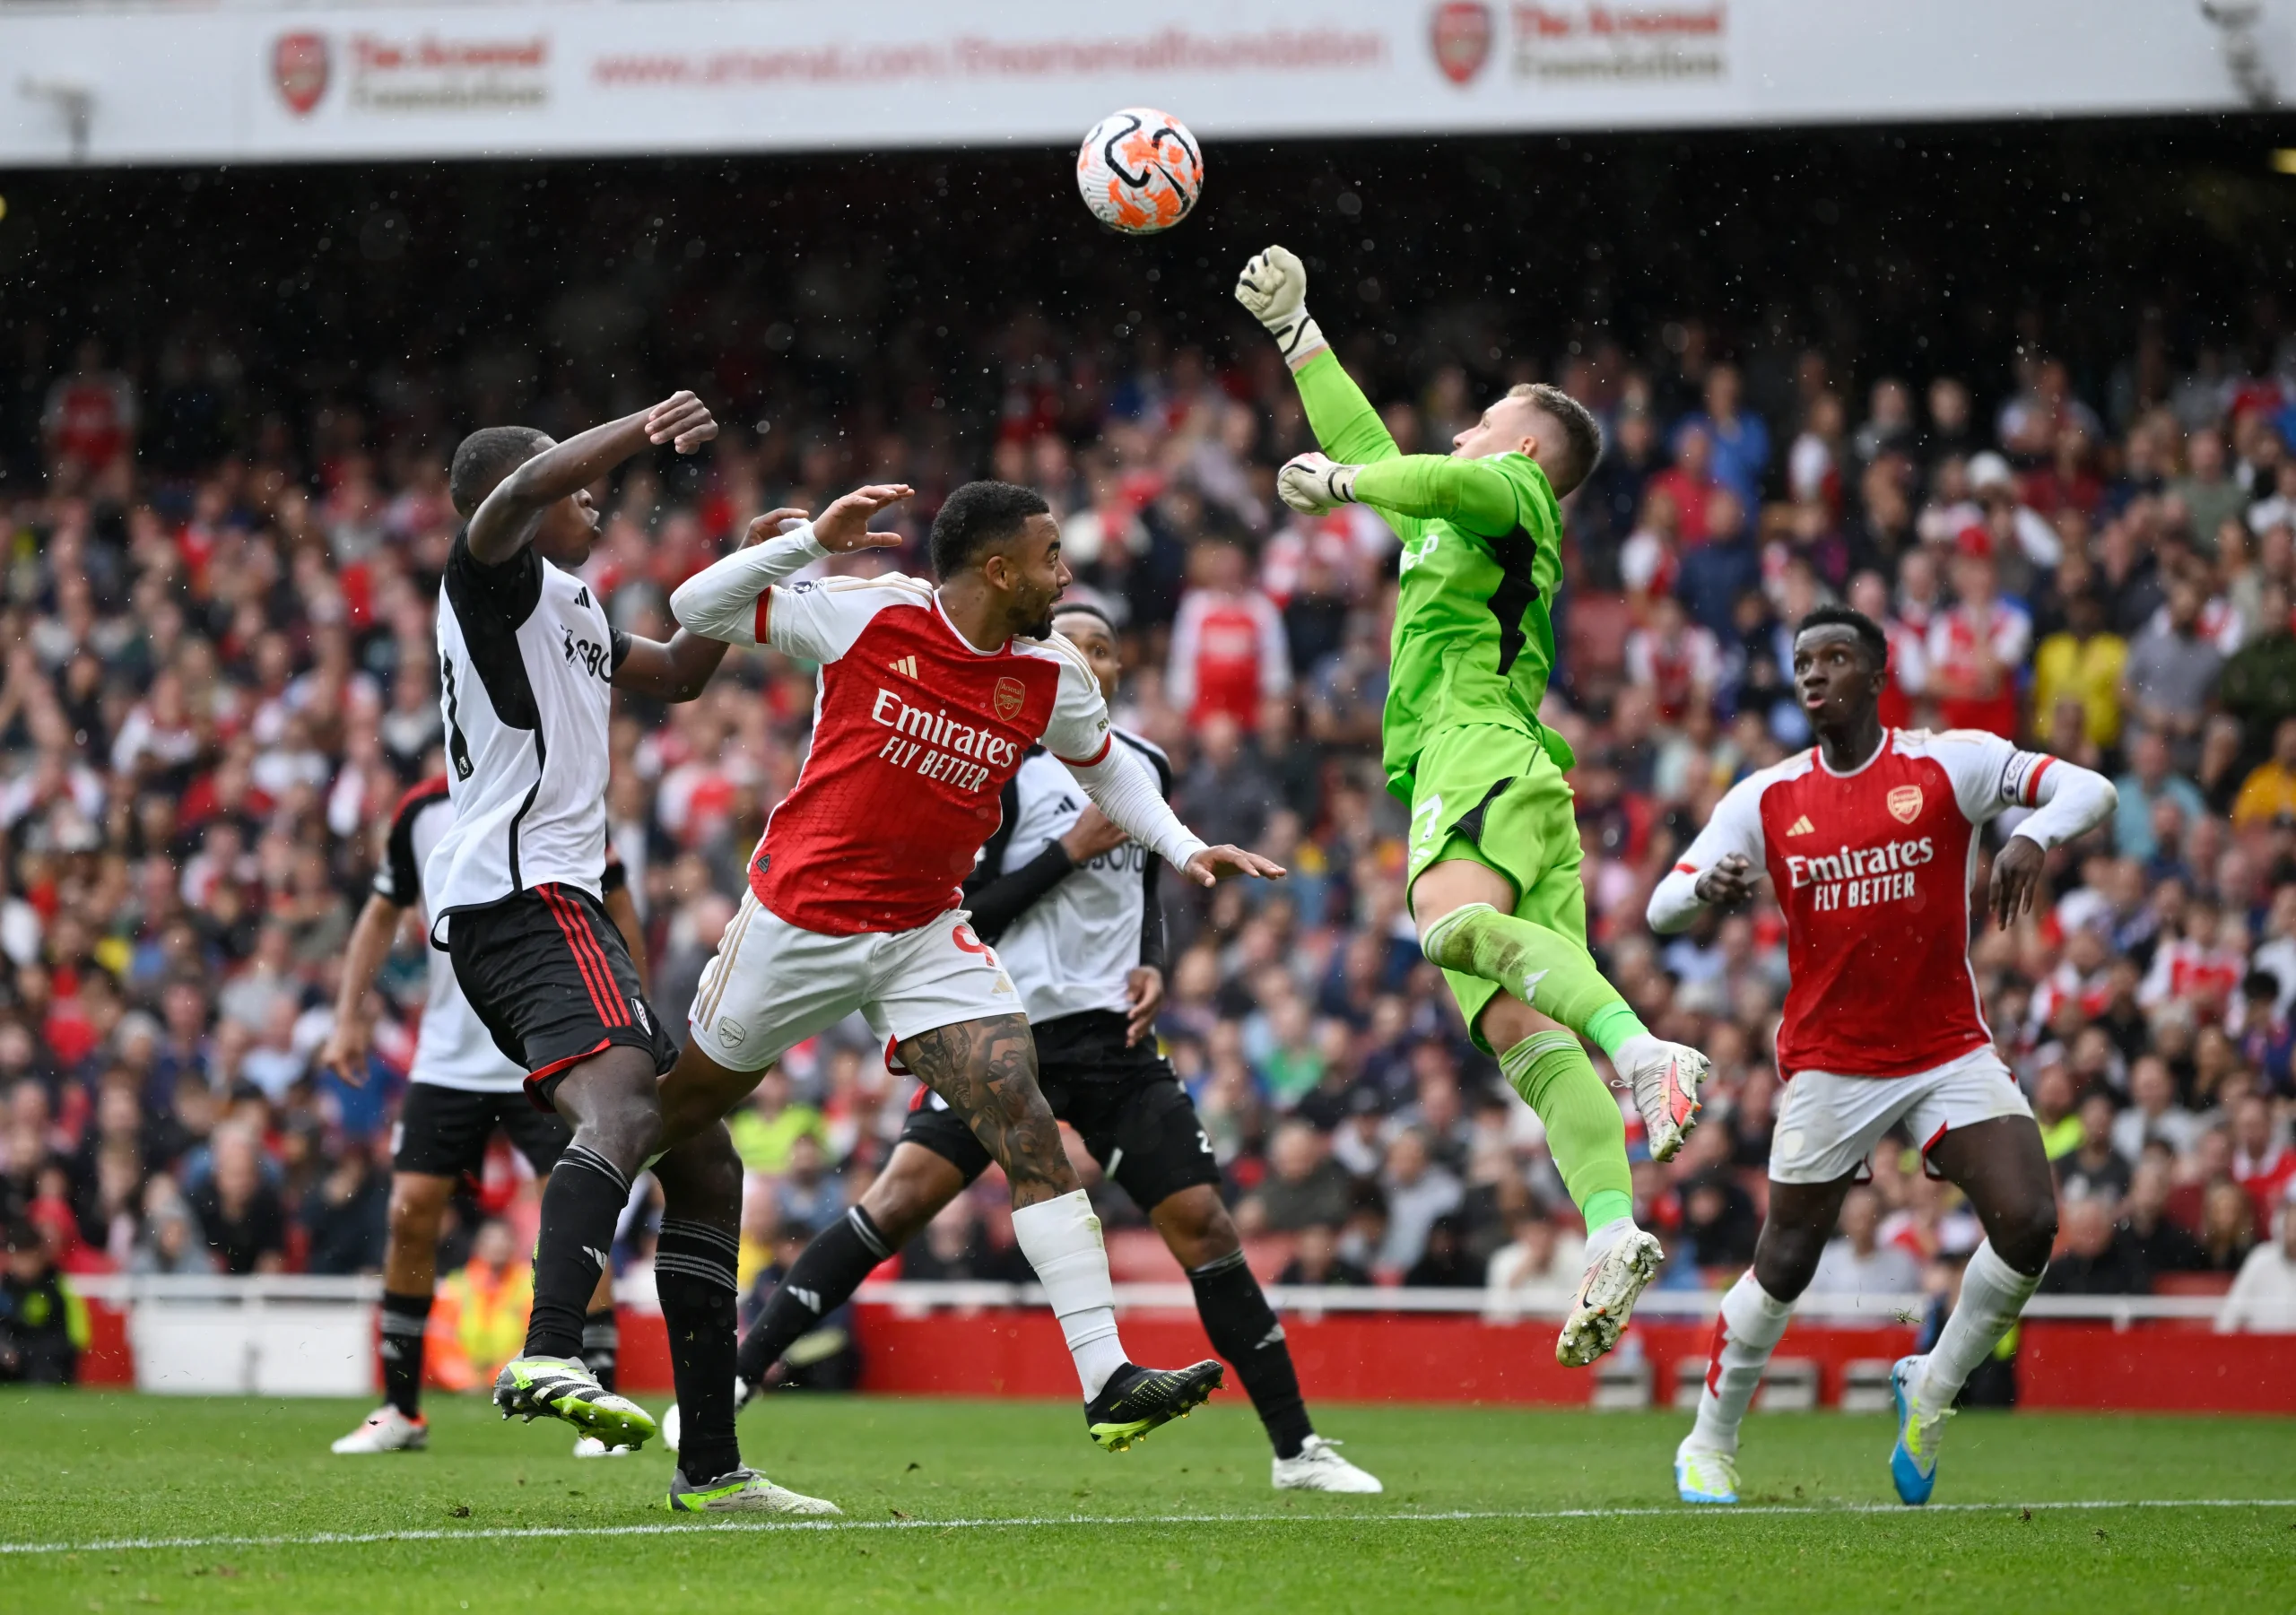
1235,246,1710,1366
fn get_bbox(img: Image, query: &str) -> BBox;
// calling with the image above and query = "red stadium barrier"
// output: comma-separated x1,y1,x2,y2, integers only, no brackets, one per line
73,1294,2296,1414
830,1306,2296,1414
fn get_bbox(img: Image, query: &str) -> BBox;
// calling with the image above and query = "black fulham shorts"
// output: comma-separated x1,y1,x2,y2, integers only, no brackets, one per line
899,1010,1222,1212
446,882,679,1108
391,1081,574,1179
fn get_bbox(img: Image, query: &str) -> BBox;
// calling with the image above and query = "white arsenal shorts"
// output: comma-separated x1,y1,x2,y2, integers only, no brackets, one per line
687,891,1022,1074
1769,1045,2034,1185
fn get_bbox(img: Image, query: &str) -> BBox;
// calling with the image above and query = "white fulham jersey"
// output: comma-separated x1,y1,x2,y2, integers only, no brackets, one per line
425,530,628,940
970,732,1169,1027
376,778,525,1093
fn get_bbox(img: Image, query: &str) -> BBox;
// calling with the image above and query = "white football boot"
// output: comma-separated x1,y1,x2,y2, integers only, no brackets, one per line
1612,1035,1709,1162
666,1467,841,1515
1556,1225,1665,1367
1272,1435,1384,1493
1674,1438,1739,1505
331,1404,428,1454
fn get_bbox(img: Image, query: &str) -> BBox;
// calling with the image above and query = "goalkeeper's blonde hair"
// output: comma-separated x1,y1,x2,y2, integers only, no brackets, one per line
1507,383,1603,498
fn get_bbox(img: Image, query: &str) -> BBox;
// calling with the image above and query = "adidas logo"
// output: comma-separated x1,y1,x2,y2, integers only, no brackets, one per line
890,655,918,677
790,1286,822,1314
1787,815,1816,837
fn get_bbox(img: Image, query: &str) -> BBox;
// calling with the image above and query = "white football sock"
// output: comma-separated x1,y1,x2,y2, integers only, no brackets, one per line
1688,1271,1794,1454
1010,1189,1127,1401
1918,1238,2041,1407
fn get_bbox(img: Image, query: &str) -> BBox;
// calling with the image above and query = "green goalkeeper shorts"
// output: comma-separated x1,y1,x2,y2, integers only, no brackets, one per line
1403,723,1587,1050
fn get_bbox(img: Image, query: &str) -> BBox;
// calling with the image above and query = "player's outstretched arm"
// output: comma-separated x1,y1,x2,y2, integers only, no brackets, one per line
1234,245,1398,469
666,485,913,647
318,892,404,1086
1987,757,2117,927
1060,743,1284,889
465,390,716,565
1278,451,1520,535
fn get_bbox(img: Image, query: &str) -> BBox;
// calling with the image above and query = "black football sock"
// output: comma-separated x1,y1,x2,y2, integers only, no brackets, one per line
657,1217,744,1485
735,1205,891,1391
1189,1248,1313,1460
523,1143,630,1361
581,1307,620,1394
378,1289,433,1418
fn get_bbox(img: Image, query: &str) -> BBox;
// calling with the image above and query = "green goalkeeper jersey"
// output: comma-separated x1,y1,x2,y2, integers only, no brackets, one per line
1292,350,1570,801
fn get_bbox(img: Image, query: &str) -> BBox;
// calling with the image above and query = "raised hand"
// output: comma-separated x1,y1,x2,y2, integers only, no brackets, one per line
741,508,812,548
813,483,915,553
1276,452,1360,515
1234,244,1308,329
1234,244,1326,366
645,390,718,455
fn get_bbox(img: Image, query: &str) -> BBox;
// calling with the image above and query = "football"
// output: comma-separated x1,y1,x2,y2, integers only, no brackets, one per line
1075,108,1204,234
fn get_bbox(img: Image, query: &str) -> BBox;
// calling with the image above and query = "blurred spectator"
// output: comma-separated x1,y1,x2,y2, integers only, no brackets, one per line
1239,1121,1353,1234
2217,1190,2296,1332
2231,716,2296,827
186,1123,285,1276
425,1219,532,1392
2057,1090,2133,1206
1168,541,1289,733
2031,590,2126,752
2119,1150,2209,1274
1926,534,2028,737
1374,1129,1460,1277
0,1217,86,1383
1805,1186,1920,1312
2124,580,2225,773
2038,1196,2150,1295
1676,1169,1760,1267
1483,1211,1588,1319
1275,1222,1370,1288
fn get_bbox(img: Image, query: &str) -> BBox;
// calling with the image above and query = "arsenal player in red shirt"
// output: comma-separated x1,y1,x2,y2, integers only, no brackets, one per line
1648,605,2114,1507
637,480,1283,1512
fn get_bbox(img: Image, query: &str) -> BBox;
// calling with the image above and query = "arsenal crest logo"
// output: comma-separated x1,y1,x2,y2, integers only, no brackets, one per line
993,677,1026,723
1430,3,1494,87
1887,785,1924,824
273,32,330,117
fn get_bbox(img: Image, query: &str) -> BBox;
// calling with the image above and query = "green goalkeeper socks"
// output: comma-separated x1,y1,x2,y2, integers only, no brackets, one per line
1420,902,1651,1056
1499,1032,1634,1232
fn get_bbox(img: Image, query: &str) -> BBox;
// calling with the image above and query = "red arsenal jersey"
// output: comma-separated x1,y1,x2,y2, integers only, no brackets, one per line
749,574,1113,935
1669,729,2056,1081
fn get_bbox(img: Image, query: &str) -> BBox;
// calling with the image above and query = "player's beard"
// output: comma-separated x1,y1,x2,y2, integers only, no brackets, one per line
1017,586,1058,640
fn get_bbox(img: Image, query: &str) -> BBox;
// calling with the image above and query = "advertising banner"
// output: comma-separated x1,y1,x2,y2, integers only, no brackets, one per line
0,0,2279,169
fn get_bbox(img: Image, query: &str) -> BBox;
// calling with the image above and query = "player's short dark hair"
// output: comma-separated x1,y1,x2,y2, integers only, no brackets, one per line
929,480,1051,578
1509,383,1603,498
1795,603,1889,669
1050,599,1117,638
448,426,552,518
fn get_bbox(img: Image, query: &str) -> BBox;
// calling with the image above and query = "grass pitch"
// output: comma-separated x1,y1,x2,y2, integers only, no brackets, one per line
1,1391,2291,1612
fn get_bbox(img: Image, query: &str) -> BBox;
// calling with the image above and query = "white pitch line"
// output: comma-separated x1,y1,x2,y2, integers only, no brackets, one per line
2,1498,2292,1557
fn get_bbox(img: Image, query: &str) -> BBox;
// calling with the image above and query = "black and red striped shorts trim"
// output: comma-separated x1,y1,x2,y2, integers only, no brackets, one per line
443,883,679,1108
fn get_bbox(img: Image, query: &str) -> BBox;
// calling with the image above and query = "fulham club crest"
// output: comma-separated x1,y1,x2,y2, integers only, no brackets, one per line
1430,3,1494,86
1887,785,1924,824
993,677,1026,723
273,32,331,116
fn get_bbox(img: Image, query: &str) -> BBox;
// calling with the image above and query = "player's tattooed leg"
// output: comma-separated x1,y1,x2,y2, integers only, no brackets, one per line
898,1014,1078,1207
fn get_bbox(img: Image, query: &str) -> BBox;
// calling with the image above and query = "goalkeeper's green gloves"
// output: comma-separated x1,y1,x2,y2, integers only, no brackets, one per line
1276,452,1359,515
1233,245,1328,369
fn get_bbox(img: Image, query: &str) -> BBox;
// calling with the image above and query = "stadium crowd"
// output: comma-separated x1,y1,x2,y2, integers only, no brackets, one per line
7,274,2296,1386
